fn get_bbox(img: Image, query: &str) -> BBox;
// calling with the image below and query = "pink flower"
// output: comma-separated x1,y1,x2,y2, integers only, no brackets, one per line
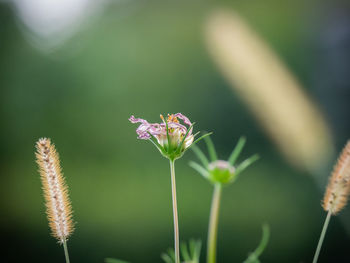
129,113,209,160
130,112,193,145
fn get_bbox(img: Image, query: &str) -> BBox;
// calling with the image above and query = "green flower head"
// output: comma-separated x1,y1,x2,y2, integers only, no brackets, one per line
190,136,259,185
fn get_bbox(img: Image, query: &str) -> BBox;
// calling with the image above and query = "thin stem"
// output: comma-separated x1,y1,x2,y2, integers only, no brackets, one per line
169,160,180,263
63,239,71,263
312,210,332,263
207,184,222,263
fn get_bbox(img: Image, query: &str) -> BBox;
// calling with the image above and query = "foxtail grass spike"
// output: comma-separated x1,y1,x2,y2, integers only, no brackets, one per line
35,138,74,243
205,9,333,172
313,140,350,263
323,141,350,215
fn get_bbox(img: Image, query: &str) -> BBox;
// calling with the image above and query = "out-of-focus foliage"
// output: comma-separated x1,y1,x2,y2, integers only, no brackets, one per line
205,9,333,173
243,224,270,263
161,239,201,263
105,258,129,263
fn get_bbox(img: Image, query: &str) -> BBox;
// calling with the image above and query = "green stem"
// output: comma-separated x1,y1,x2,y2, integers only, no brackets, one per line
207,183,222,263
312,210,332,263
169,160,180,263
63,239,71,263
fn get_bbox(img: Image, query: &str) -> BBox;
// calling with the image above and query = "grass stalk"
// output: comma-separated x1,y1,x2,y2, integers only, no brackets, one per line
312,210,332,263
63,239,71,263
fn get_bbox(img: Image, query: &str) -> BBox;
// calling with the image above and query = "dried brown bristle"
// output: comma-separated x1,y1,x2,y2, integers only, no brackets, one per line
35,138,74,243
323,141,350,215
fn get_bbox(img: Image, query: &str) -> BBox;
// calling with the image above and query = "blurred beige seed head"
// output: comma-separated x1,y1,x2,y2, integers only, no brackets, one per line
205,9,334,172
323,141,350,215
35,138,74,243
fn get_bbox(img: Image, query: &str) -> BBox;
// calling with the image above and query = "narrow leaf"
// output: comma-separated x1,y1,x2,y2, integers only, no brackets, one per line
167,248,176,262
235,154,259,176
189,161,209,179
228,136,246,165
176,122,195,154
180,242,191,261
165,118,171,152
253,224,270,257
204,135,217,161
192,131,200,138
148,138,163,152
182,132,213,157
192,132,213,147
147,132,162,149
147,133,166,155
243,224,270,263
191,144,209,168
161,253,174,263
190,239,201,260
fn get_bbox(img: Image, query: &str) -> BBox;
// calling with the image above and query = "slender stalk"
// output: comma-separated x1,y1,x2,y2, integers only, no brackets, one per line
169,160,180,263
207,183,222,263
63,239,71,263
312,210,332,263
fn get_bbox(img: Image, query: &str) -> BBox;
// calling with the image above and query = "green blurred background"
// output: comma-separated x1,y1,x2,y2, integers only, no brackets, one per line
1,0,350,262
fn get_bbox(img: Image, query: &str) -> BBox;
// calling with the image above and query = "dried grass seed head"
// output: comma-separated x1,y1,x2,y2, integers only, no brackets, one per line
323,141,350,215
35,137,74,243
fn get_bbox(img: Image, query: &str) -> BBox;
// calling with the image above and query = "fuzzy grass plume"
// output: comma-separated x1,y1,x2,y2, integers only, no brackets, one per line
205,9,333,173
35,138,74,263
323,141,350,215
313,140,350,263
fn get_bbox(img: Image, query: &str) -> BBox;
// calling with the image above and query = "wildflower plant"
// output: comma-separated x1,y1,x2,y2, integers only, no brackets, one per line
189,136,259,263
129,113,211,263
35,138,74,263
312,140,350,263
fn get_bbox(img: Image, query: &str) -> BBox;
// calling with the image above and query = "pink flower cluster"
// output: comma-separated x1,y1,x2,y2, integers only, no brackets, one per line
129,113,194,150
